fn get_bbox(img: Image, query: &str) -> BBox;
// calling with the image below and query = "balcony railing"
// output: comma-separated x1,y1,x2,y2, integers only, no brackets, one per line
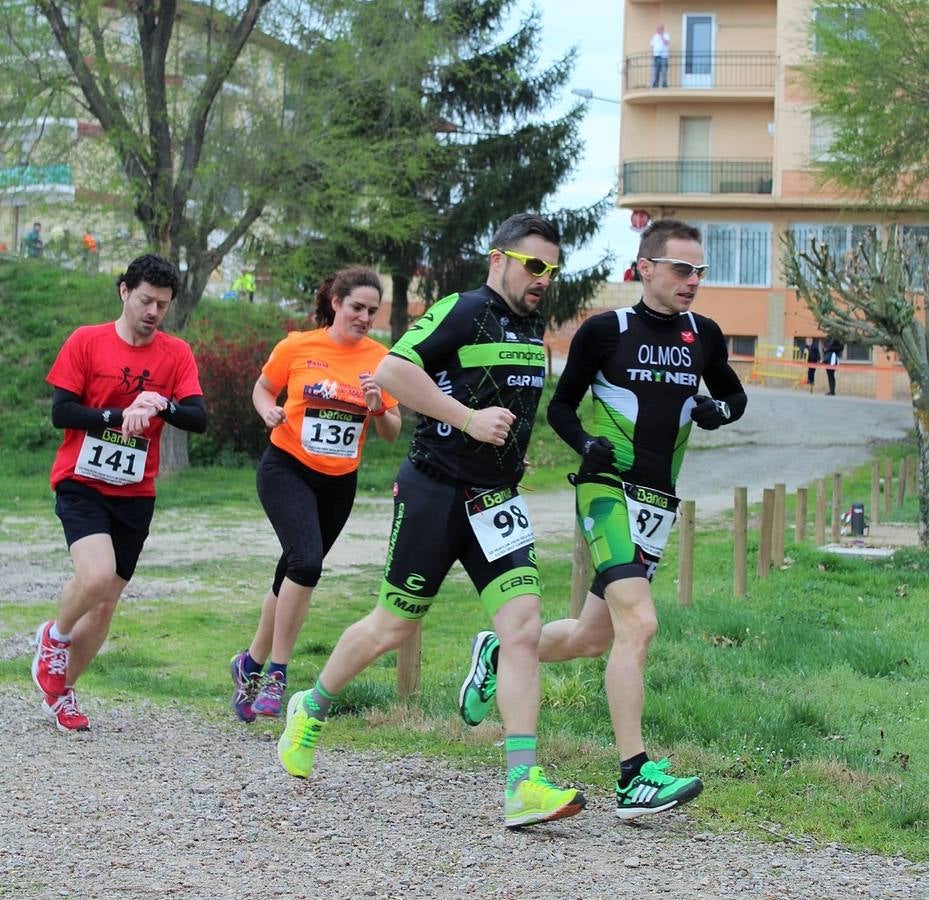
0,163,73,191
624,52,776,92
622,159,773,195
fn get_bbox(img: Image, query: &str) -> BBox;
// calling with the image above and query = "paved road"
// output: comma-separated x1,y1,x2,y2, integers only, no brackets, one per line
677,385,914,518
519,385,915,533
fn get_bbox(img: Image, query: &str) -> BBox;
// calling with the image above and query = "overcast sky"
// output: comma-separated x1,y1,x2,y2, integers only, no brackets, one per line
509,0,638,278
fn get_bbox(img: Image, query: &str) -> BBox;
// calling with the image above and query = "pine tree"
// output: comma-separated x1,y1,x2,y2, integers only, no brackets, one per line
299,0,613,341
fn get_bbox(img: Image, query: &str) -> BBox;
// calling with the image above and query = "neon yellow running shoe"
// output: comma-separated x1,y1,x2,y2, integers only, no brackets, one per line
504,766,586,828
277,690,326,778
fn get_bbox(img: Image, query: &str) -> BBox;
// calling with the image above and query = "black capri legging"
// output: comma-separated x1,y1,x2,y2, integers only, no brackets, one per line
256,444,357,594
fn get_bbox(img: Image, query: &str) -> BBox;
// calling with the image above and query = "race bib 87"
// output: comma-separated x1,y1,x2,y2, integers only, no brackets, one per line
623,482,680,560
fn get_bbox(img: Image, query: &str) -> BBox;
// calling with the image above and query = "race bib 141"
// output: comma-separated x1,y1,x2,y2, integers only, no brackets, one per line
74,428,149,486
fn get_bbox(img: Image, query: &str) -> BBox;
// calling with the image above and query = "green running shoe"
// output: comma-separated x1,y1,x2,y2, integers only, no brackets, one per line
505,766,586,828
615,757,703,820
277,690,326,778
458,630,499,726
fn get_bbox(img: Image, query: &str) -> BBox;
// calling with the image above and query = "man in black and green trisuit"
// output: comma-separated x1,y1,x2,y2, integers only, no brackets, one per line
459,219,747,820
276,213,587,829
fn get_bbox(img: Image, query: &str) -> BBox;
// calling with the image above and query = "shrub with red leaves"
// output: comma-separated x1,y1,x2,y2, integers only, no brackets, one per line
188,310,304,465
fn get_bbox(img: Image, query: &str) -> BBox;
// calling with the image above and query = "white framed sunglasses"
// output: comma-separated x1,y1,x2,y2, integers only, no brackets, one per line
647,257,710,280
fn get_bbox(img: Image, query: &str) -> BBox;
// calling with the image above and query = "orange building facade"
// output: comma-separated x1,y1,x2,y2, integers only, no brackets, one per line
618,0,916,400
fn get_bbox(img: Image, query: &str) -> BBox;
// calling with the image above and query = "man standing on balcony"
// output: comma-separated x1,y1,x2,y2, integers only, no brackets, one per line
650,24,671,88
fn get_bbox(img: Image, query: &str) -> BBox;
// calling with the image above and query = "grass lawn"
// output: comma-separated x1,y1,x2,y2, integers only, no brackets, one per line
2,258,926,858
1,449,927,860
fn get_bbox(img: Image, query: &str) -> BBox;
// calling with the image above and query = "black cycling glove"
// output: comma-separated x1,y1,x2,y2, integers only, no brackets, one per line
580,435,616,473
690,395,731,430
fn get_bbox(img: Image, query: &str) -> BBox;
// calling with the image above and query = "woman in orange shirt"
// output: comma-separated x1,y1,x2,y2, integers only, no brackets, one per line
230,267,401,720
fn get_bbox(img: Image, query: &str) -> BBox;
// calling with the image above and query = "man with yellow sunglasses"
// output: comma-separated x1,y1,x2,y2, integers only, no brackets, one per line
460,218,747,822
277,212,586,830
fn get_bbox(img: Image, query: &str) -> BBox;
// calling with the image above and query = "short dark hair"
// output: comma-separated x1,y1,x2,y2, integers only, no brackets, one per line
33,222,41,228
118,253,181,300
315,266,383,328
637,219,702,261
490,213,561,251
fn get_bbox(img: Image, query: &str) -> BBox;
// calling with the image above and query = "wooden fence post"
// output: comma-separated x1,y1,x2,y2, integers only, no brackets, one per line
677,500,695,607
795,486,808,543
734,487,747,597
831,473,843,542
570,520,590,618
870,460,880,526
815,478,826,546
396,624,422,698
897,457,907,508
884,457,893,518
757,488,774,578
908,455,918,497
773,483,786,568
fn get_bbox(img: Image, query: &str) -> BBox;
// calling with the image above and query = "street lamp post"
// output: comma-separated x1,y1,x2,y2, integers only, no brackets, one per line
571,87,621,105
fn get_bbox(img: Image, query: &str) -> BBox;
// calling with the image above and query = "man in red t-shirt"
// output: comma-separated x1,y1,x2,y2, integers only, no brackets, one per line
32,254,207,732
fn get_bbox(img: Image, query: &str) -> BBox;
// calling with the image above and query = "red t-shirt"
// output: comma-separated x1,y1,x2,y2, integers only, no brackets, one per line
47,322,202,496
262,328,397,476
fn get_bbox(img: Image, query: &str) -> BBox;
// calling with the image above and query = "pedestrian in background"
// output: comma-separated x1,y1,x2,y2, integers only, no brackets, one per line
232,270,256,302
823,335,843,395
805,337,820,393
23,221,44,258
82,229,99,273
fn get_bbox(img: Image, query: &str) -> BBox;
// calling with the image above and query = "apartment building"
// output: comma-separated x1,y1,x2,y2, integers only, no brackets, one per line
0,4,291,287
619,0,917,395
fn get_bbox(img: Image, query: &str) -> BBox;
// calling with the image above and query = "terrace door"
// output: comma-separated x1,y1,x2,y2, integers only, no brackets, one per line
679,117,711,193
682,14,714,88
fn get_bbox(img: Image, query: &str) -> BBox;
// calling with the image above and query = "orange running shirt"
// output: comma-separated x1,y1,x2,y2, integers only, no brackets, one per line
261,328,397,476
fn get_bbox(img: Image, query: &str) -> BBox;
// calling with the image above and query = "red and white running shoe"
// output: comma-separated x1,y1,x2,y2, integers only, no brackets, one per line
43,688,90,733
32,621,69,699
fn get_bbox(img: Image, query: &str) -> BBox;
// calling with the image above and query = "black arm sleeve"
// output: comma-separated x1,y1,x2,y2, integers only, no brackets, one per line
546,316,610,454
700,319,748,424
51,388,124,430
159,395,208,434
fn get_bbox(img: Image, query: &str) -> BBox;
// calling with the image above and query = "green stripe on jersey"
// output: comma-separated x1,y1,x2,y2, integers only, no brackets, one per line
457,343,546,369
390,292,462,369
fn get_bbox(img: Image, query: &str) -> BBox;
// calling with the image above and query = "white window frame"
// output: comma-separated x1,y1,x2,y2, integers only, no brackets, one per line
681,13,716,89
698,221,772,288
811,5,867,55
809,112,837,162
789,222,879,280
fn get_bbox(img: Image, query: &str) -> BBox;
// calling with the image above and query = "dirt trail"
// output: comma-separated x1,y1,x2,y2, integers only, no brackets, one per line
0,387,922,898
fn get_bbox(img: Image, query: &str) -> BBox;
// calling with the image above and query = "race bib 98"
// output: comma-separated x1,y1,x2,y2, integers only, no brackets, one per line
466,486,534,562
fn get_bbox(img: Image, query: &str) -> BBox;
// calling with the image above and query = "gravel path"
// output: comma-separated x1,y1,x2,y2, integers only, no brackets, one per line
4,692,927,899
1,387,922,899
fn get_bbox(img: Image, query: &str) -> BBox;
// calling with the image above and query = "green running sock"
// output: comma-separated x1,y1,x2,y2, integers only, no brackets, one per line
303,678,336,720
505,734,537,789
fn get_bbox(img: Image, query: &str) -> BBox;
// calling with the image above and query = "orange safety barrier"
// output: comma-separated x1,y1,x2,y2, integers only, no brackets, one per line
747,343,807,389
746,343,907,401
